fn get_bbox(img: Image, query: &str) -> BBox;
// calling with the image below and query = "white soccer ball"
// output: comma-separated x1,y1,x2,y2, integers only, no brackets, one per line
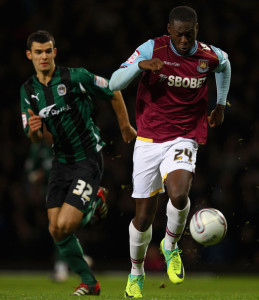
190,208,227,246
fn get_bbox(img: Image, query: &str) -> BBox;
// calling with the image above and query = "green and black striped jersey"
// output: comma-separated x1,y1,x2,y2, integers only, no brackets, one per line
20,66,114,164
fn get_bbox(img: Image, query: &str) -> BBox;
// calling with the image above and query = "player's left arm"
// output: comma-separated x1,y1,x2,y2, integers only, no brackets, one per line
79,69,136,143
208,46,231,128
110,90,137,143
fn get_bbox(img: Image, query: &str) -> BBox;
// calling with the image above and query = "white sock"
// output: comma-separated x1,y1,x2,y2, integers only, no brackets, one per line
129,221,152,275
164,198,190,251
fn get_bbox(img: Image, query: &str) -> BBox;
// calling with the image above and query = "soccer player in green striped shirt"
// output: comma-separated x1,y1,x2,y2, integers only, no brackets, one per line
20,30,136,296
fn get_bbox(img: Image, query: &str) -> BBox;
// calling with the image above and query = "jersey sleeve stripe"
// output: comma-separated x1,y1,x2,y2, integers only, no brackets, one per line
153,45,168,52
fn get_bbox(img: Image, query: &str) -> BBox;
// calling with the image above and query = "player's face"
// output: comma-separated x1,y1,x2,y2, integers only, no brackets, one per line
26,41,57,75
167,20,198,56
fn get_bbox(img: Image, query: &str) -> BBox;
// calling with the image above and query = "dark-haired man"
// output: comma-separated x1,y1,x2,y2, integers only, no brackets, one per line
109,6,231,298
20,30,136,296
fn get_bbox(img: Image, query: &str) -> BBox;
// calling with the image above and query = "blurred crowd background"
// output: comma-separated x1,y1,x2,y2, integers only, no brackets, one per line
0,0,258,274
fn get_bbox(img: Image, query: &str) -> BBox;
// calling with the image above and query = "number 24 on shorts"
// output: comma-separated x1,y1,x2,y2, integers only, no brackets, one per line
174,148,193,162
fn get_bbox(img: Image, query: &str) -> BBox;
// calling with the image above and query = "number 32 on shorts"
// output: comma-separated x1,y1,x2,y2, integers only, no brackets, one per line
174,148,193,162
73,179,93,202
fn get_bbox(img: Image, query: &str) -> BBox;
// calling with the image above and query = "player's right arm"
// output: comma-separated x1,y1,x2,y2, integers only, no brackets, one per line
109,39,164,91
27,108,43,143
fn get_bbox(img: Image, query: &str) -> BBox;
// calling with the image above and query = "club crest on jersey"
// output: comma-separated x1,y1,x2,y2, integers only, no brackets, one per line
197,59,209,73
126,50,140,63
57,84,67,96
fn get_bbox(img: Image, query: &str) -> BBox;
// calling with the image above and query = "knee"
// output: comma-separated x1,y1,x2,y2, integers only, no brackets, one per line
49,220,76,241
57,218,76,236
134,196,158,232
49,223,62,241
168,190,189,210
134,212,154,232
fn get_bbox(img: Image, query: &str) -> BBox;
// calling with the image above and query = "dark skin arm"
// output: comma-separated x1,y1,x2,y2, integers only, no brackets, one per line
138,58,164,73
207,104,225,128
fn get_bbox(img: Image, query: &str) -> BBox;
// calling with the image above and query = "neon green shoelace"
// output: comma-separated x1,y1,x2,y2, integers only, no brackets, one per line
166,249,182,270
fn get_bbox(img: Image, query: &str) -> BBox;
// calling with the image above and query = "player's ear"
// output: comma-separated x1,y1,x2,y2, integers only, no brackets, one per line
167,23,171,34
196,23,199,34
53,48,57,58
26,50,32,60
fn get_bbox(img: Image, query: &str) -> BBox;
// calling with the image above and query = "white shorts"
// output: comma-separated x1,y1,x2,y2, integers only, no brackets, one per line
132,137,198,198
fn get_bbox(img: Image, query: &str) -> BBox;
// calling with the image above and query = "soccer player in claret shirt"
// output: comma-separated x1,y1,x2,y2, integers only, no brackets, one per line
20,30,136,296
109,6,231,299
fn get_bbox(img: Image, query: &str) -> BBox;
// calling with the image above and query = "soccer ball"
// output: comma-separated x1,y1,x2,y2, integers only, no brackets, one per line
190,208,227,246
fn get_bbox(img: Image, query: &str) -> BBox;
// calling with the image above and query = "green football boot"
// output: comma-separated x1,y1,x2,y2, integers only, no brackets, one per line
160,238,184,284
124,274,145,298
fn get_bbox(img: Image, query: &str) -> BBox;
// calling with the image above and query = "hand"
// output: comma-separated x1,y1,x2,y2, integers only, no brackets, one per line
208,104,225,128
121,125,137,143
138,58,164,73
28,109,43,142
110,91,137,143
28,108,42,132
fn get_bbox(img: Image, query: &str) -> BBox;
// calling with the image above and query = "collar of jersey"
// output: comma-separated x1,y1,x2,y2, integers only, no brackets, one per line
170,40,198,57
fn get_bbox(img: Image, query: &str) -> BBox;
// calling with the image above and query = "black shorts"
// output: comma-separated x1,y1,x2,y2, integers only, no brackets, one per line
46,152,103,214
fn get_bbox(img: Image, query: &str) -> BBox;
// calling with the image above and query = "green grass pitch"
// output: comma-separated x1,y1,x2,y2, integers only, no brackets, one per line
0,272,258,299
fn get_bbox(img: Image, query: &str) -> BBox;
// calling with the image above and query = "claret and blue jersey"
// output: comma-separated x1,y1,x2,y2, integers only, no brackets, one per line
109,35,231,144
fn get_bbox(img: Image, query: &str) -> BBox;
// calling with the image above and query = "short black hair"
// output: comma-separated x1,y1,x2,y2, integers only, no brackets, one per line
169,6,197,24
27,30,55,50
